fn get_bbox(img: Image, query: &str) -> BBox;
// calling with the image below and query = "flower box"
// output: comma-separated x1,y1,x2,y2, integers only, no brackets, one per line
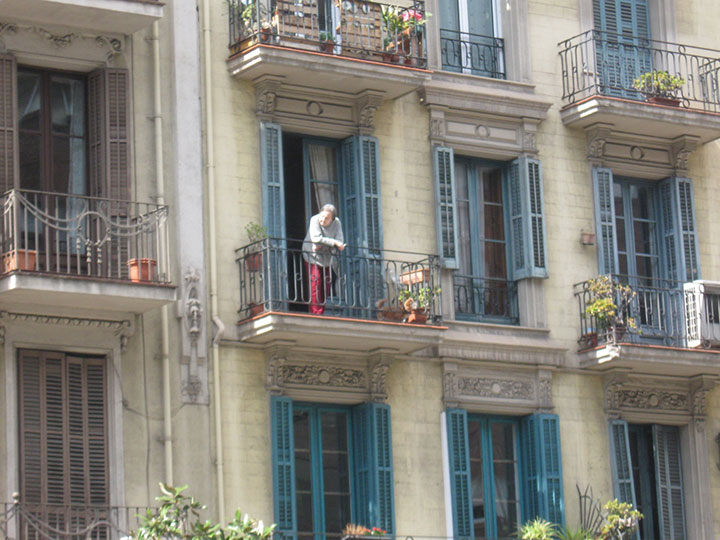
127,258,157,283
2,249,37,273
399,268,430,285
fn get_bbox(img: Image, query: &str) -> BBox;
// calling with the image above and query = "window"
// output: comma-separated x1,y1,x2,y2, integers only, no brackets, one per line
18,349,108,507
271,397,394,540
434,148,547,322
609,421,686,540
438,0,505,78
446,410,563,540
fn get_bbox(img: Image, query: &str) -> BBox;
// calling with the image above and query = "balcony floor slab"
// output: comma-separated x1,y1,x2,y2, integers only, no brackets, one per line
0,272,176,314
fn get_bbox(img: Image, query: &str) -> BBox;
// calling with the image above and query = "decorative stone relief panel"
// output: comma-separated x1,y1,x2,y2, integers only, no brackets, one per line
179,267,209,405
266,350,392,403
442,361,554,413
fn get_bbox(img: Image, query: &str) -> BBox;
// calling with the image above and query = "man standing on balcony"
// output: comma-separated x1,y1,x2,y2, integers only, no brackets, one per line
302,204,345,314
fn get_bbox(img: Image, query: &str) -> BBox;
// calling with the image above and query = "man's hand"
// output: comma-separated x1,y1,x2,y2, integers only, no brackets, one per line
336,240,346,251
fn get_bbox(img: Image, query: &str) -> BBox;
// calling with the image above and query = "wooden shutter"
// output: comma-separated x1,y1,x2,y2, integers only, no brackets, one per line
508,157,548,280
653,425,686,540
261,122,286,239
434,146,459,269
271,396,297,538
659,177,700,283
592,166,618,274
353,402,395,534
88,68,131,201
18,350,108,506
521,414,564,526
0,54,17,193
445,409,473,540
608,420,637,507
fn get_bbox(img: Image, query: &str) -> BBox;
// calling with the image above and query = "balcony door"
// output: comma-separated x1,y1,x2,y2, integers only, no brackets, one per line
439,0,503,77
593,0,652,98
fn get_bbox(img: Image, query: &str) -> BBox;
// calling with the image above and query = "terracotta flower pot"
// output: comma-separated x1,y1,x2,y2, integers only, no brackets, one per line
407,309,428,324
245,252,263,272
2,249,37,273
647,96,681,107
127,258,157,282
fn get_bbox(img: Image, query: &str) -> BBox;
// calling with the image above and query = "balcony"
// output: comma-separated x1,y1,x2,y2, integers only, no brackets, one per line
440,29,505,80
574,274,720,376
453,274,518,324
558,30,720,143
0,499,149,539
0,0,163,34
227,0,431,99
0,189,175,313
236,238,446,354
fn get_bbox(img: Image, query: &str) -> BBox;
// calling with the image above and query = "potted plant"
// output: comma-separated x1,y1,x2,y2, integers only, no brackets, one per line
2,248,37,273
633,70,685,106
584,275,637,345
239,1,272,41
518,518,558,540
398,285,440,324
127,257,157,282
319,32,335,54
341,524,389,540
244,221,267,272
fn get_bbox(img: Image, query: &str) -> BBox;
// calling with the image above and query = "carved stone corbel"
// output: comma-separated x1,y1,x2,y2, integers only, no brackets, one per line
354,91,384,134
428,107,447,143
266,354,286,395
442,361,460,408
255,76,283,119
369,355,391,403
586,124,612,165
537,369,553,411
603,372,630,413
671,135,699,173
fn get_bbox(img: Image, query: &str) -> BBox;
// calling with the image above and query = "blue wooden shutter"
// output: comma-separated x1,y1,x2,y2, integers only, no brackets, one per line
271,396,296,539
508,157,548,280
434,146,459,269
260,122,285,238
592,167,618,274
353,402,395,534
608,420,637,506
653,425,686,540
521,414,564,526
658,177,700,283
445,409,473,540
359,136,383,253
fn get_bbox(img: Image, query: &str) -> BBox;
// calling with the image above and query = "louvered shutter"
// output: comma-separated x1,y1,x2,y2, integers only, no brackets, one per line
608,420,637,507
521,414,564,526
260,122,286,308
653,425,686,540
353,402,395,533
270,396,296,539
508,157,547,280
0,54,17,193
592,167,618,274
434,146,459,269
445,409,473,540
658,177,700,283
88,68,131,201
19,350,108,506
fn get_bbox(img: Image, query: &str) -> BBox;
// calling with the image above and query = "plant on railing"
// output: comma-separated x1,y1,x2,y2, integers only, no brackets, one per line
237,1,273,40
319,31,336,53
398,285,440,324
133,483,275,540
244,222,267,273
583,275,637,344
633,70,685,101
381,6,430,35
342,524,387,537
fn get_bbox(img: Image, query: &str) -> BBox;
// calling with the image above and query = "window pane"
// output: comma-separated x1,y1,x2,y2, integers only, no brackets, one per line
50,76,85,137
19,132,42,190
18,71,41,131
484,205,505,241
491,422,519,540
321,412,351,538
484,241,506,280
468,419,486,539
455,161,472,276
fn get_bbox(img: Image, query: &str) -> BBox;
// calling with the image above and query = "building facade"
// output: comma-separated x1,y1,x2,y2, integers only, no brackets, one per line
3,0,720,539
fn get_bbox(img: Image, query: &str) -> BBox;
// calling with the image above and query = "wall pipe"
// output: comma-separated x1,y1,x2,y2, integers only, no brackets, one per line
151,19,174,487
199,0,226,522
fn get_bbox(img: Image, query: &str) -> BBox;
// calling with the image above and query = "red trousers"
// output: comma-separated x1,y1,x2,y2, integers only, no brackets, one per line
306,262,332,314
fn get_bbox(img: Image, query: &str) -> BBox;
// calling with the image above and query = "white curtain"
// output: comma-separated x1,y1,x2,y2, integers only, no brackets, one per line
309,144,338,212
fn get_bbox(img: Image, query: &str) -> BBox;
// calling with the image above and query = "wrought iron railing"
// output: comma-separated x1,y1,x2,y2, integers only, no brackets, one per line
559,29,720,111
228,0,428,67
0,189,171,284
440,29,505,79
574,274,711,349
0,498,150,540
236,238,441,323
453,274,518,324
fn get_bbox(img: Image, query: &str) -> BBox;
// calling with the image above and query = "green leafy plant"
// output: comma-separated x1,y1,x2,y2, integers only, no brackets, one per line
245,221,268,243
557,527,595,540
598,499,642,540
633,70,685,98
133,483,276,540
584,275,637,332
398,286,440,311
342,524,387,537
518,518,558,540
319,32,335,44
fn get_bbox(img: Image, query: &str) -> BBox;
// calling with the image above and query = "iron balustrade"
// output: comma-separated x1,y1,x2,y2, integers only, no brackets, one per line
558,29,720,111
574,274,712,349
228,0,428,67
453,274,518,324
236,238,441,323
0,499,151,540
440,29,505,79
0,189,171,284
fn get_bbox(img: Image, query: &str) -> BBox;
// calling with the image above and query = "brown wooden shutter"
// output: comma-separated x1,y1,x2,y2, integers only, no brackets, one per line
18,350,109,506
0,53,18,193
88,68,131,201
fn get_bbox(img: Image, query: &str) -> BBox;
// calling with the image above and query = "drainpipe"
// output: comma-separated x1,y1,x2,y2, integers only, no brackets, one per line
199,0,226,522
151,19,174,487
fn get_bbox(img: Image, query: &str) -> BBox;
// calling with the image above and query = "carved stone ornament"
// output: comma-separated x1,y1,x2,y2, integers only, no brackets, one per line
180,267,208,405
617,389,688,411
257,90,277,115
430,117,445,139
458,377,534,400
265,353,393,402
588,135,607,159
0,310,133,351
358,104,377,128
354,92,383,133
